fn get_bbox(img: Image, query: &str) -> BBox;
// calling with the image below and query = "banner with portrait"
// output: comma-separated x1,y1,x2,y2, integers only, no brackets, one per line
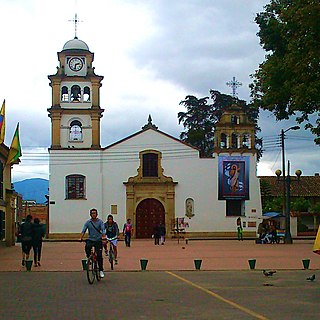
218,156,250,200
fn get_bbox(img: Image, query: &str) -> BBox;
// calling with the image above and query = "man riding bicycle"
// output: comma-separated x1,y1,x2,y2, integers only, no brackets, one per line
104,214,120,264
80,208,106,278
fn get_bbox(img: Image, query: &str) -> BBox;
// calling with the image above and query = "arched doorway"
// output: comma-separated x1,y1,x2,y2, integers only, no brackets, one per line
136,198,165,239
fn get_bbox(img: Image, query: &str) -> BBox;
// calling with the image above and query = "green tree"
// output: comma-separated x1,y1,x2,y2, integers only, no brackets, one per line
250,0,320,144
178,90,262,158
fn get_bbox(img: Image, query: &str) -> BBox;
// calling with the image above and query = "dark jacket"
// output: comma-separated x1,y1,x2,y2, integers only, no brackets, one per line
32,223,45,243
21,221,33,242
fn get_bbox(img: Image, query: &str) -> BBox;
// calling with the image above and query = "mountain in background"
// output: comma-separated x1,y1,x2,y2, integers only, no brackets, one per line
13,178,49,204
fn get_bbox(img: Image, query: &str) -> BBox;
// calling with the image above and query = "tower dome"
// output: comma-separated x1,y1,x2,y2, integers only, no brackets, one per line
62,37,89,51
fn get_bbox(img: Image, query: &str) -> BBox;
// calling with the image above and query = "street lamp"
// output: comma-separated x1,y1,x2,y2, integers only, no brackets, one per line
276,125,300,244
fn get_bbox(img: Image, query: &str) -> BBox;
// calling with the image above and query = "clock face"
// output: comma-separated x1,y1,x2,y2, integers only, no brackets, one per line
68,57,84,72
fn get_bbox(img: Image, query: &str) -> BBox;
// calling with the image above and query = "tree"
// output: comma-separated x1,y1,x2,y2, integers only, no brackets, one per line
178,90,262,158
250,0,320,144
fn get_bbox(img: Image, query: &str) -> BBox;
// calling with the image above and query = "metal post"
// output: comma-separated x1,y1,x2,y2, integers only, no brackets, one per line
281,129,286,216
285,161,293,243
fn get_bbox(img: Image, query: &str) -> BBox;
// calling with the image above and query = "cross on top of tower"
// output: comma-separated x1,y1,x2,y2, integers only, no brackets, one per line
226,76,242,97
69,13,82,39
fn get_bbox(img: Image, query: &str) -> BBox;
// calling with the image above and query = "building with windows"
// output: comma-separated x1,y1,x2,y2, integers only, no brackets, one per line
48,37,262,239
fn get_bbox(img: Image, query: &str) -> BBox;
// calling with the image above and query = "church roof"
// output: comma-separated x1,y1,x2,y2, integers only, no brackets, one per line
62,37,89,51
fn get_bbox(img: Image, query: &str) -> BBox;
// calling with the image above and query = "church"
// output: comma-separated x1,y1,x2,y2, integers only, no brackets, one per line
47,36,262,239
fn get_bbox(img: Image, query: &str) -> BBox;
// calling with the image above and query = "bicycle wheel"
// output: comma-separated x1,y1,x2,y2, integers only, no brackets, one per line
109,250,114,270
86,257,95,284
94,260,101,281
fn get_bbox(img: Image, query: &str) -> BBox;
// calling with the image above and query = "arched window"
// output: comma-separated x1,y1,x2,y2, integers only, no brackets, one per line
70,85,81,102
231,115,240,125
242,134,251,148
69,120,82,141
61,86,69,102
83,87,90,102
231,133,239,148
142,153,158,177
220,133,227,148
66,174,85,199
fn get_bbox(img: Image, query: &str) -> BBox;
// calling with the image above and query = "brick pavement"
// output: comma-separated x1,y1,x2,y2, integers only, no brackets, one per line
0,239,319,272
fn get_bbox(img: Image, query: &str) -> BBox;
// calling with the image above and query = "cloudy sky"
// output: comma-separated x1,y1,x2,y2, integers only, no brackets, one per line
0,0,318,182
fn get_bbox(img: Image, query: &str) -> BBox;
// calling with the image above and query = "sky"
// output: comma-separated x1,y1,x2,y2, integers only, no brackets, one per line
0,0,318,182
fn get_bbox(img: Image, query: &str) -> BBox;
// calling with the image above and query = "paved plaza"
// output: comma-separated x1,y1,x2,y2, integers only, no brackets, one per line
0,239,319,319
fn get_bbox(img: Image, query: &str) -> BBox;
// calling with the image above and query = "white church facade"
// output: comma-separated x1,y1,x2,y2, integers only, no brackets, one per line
47,36,262,239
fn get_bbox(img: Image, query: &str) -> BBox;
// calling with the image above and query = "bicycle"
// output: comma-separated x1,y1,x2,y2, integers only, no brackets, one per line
85,240,101,284
105,236,117,270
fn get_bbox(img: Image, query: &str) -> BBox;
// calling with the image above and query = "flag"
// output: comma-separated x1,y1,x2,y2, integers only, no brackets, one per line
313,225,320,255
0,100,5,144
7,123,22,165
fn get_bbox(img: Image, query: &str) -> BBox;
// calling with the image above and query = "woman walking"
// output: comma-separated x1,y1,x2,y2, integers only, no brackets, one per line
32,218,45,267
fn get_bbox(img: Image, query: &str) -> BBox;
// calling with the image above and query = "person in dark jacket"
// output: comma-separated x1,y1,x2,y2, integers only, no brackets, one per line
20,215,33,266
159,223,166,245
32,218,45,267
153,224,160,245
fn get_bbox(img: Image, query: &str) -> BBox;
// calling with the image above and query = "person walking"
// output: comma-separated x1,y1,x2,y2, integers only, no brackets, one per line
236,217,243,241
32,218,45,267
80,208,106,278
153,224,160,245
20,215,33,267
159,222,166,245
123,218,133,247
105,215,120,264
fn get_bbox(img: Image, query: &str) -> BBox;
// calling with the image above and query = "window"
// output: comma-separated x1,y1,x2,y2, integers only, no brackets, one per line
83,87,90,102
66,175,85,199
70,85,81,102
220,133,227,148
69,120,82,141
226,200,244,216
0,161,3,200
143,153,158,177
231,133,239,148
231,115,240,124
61,86,69,102
242,134,251,148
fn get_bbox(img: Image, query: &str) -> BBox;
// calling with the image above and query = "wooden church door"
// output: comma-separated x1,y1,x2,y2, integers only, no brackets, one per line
136,198,165,239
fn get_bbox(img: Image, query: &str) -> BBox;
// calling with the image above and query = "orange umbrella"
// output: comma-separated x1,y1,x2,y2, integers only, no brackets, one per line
313,225,320,255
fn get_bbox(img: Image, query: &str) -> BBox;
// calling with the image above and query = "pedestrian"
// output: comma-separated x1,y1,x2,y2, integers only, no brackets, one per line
123,218,133,247
159,222,166,245
32,218,45,267
153,224,160,245
80,208,106,278
20,215,33,267
236,217,243,241
104,214,120,264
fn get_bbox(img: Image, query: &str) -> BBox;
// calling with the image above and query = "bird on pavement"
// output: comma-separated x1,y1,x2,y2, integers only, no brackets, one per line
263,270,277,277
306,274,316,282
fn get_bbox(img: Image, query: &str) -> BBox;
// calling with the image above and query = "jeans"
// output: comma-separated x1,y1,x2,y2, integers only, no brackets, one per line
124,233,131,247
85,240,103,271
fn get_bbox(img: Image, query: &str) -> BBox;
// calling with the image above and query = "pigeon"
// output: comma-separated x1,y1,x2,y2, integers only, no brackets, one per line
307,274,316,282
263,270,277,277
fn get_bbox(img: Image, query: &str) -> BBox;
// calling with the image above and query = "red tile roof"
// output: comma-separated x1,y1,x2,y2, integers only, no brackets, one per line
259,175,320,197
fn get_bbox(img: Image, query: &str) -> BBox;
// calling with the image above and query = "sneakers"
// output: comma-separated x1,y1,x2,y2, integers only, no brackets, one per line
99,271,105,278
115,259,118,265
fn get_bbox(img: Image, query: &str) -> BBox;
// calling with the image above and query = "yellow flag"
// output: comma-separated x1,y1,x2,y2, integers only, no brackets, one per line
313,225,320,255
7,123,22,165
0,100,5,144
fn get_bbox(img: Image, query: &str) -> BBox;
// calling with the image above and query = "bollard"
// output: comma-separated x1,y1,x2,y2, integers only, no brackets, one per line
302,259,310,270
248,259,256,270
140,259,148,271
25,259,33,271
194,259,202,270
81,259,87,271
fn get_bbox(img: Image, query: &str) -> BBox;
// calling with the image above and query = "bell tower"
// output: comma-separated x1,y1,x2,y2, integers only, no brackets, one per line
214,103,256,153
47,36,104,149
